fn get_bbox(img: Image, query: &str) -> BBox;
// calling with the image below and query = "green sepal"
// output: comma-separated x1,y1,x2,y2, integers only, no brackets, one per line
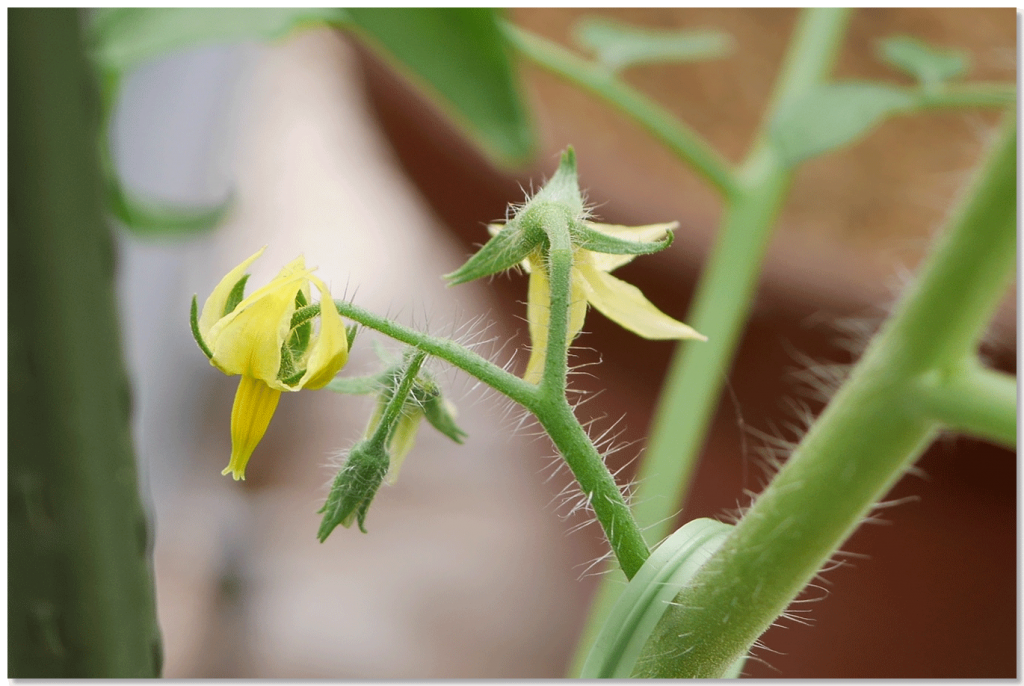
288,289,312,358
529,147,584,216
222,274,249,317
325,375,381,395
317,439,390,539
346,324,359,352
446,147,584,285
572,222,674,256
445,219,545,285
410,374,468,444
189,295,213,359
422,392,468,445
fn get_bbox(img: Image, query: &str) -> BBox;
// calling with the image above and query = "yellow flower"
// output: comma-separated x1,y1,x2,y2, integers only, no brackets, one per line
500,221,706,384
194,247,349,480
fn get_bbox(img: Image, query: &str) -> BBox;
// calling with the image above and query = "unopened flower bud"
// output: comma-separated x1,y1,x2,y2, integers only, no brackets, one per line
317,440,389,539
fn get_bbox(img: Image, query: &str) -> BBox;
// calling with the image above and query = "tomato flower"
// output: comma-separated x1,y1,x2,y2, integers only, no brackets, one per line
508,221,706,384
191,247,349,480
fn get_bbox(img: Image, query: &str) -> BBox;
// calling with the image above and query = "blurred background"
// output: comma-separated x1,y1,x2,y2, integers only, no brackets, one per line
105,8,1014,678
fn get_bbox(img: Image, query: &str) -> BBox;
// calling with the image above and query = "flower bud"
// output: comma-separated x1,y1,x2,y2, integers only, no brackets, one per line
317,440,389,539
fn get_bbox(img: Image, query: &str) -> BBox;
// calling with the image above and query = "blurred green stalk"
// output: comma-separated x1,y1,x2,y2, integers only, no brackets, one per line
9,8,162,677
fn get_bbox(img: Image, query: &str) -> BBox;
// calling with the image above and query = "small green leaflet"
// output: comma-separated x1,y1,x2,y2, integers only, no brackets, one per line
769,81,915,166
877,35,969,88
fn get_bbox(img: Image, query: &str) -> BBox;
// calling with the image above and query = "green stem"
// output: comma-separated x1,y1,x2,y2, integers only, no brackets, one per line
911,362,1016,449
634,114,1016,678
367,350,427,450
334,297,651,578
541,210,573,397
332,299,538,410
568,8,852,676
9,8,161,676
914,82,1016,109
636,6,852,547
502,22,738,198
538,401,651,580
547,209,651,578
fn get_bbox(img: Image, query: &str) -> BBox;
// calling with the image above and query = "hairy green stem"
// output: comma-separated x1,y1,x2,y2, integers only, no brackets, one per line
333,299,537,410
569,8,852,675
367,350,428,450
333,296,650,578
635,113,1015,678
911,363,1016,448
546,210,651,578
502,21,738,198
541,210,574,396
9,8,161,676
538,400,651,580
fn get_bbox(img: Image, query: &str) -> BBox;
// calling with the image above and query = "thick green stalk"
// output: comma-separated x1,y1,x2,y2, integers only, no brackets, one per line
911,364,1016,448
634,114,1015,678
568,9,851,675
9,9,161,677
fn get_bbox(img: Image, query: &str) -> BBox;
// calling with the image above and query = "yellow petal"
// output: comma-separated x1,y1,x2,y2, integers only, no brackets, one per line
198,246,267,339
586,221,678,273
523,261,589,384
586,220,678,240
576,262,706,341
384,409,424,485
567,267,589,345
205,269,312,381
295,276,349,390
524,264,550,385
222,375,282,480
275,255,312,305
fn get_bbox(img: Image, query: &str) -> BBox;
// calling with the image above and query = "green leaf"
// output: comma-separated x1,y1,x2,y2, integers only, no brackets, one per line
106,177,233,236
88,8,349,74
572,16,733,72
87,9,348,236
580,518,746,678
344,8,536,167
877,35,969,88
770,81,915,166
